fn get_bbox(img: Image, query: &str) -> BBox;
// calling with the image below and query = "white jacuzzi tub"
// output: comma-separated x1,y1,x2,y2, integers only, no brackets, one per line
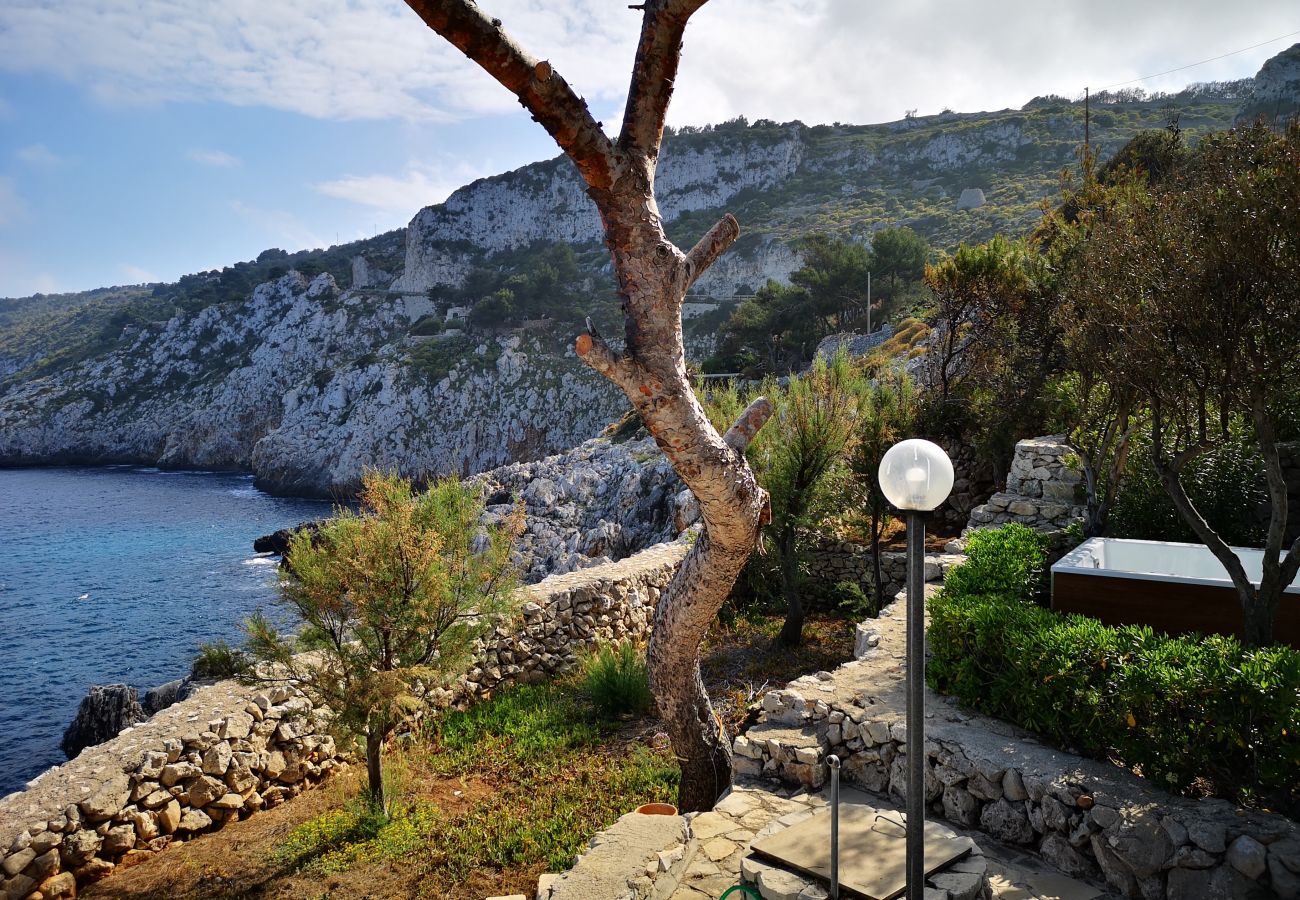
1050,537,1299,644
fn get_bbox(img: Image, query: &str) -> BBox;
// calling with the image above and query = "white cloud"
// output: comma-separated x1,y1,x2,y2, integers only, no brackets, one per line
313,159,492,213
16,143,61,166
0,1,1292,129
0,177,26,225
229,199,331,252
119,263,158,283
186,148,241,168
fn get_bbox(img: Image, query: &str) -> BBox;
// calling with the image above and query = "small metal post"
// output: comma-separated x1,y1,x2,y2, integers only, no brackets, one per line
906,510,926,900
828,754,841,900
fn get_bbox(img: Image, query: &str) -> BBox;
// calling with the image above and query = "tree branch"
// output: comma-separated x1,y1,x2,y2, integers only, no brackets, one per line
723,396,773,454
575,318,638,393
618,0,709,156
404,0,616,190
685,213,740,289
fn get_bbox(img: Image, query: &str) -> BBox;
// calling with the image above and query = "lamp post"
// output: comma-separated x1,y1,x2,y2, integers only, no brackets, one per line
878,439,954,900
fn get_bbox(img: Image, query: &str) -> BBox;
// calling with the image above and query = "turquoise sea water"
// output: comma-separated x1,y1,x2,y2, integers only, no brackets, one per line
0,466,334,796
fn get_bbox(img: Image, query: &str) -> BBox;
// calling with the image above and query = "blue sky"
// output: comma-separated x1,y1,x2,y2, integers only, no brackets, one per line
0,0,1296,299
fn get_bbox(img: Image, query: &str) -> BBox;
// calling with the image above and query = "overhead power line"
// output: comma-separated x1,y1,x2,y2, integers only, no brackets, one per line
1094,28,1300,91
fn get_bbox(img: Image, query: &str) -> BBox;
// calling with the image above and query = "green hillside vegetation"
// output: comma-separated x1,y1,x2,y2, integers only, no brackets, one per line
0,81,1255,394
0,230,404,390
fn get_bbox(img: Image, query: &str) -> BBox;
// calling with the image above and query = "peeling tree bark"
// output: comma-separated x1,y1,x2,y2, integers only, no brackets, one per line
404,0,772,810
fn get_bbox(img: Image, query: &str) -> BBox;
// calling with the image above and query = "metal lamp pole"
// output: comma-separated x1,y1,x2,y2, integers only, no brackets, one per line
878,439,953,900
905,508,925,900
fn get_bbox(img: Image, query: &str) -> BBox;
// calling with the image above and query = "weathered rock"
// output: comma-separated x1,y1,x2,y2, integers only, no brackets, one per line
941,785,979,827
1225,834,1267,879
178,808,213,833
102,823,136,855
1,848,35,877
38,869,77,898
1105,807,1174,879
141,679,191,715
157,800,182,834
979,799,1034,845
201,742,232,776
184,775,227,808
1167,864,1260,900
1039,832,1098,880
61,684,145,758
77,771,131,822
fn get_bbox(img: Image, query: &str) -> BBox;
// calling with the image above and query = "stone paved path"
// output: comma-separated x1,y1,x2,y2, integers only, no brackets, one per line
669,783,1118,900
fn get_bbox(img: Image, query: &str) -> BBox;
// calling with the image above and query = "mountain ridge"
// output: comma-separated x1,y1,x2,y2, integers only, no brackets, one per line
2,48,1296,496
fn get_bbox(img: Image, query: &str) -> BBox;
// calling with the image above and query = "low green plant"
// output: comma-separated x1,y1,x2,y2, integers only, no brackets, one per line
190,640,249,680
929,530,1300,813
941,523,1049,603
819,579,874,620
582,642,654,718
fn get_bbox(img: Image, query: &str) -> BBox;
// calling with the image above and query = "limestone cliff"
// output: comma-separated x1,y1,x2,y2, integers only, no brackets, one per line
0,272,626,496
1,69,1274,494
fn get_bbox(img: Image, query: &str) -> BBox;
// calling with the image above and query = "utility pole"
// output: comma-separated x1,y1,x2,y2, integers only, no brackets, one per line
1084,87,1091,151
867,271,872,335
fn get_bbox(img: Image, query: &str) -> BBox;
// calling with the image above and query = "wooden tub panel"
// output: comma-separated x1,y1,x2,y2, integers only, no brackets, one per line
1052,571,1300,648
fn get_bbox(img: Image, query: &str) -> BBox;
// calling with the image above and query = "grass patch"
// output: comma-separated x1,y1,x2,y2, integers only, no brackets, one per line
269,681,678,897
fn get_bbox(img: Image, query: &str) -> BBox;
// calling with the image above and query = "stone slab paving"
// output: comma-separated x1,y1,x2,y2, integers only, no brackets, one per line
542,810,690,900
665,784,1115,900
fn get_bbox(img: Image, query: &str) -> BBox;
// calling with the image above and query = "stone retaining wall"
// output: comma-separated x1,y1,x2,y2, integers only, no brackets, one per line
0,540,689,900
803,540,964,603
733,591,1300,900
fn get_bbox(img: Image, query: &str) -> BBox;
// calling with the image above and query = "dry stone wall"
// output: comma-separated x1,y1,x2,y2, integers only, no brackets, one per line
964,436,1085,542
0,541,689,900
802,539,964,604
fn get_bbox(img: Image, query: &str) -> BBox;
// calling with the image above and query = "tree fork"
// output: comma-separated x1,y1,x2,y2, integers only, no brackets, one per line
407,0,772,810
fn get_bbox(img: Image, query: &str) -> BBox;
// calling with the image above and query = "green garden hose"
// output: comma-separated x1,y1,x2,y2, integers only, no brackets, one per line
718,886,762,900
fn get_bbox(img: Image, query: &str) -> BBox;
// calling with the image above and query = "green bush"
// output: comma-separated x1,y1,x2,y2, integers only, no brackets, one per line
1110,431,1267,547
582,642,654,718
818,579,874,619
928,528,1300,812
191,640,249,679
942,522,1049,602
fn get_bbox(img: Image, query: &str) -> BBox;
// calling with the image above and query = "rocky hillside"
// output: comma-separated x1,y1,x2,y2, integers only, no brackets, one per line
0,271,627,495
1,50,1294,495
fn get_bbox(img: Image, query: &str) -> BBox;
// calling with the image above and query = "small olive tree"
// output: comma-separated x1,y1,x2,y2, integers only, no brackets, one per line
1066,122,1300,646
245,471,521,811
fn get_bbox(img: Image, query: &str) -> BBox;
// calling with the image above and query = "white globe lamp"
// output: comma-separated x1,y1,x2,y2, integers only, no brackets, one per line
878,438,952,900
878,438,954,512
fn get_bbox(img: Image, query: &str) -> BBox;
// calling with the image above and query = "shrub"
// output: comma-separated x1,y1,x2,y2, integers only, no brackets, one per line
929,535,1300,812
1110,431,1267,547
582,642,654,718
817,579,874,619
941,523,1049,602
191,640,249,679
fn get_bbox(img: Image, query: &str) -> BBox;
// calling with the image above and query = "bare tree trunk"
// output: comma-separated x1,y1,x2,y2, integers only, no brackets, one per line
776,524,803,646
405,0,773,811
366,729,385,814
870,505,885,614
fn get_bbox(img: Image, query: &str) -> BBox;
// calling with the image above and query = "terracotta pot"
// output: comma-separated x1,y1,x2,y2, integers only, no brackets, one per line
635,802,678,816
